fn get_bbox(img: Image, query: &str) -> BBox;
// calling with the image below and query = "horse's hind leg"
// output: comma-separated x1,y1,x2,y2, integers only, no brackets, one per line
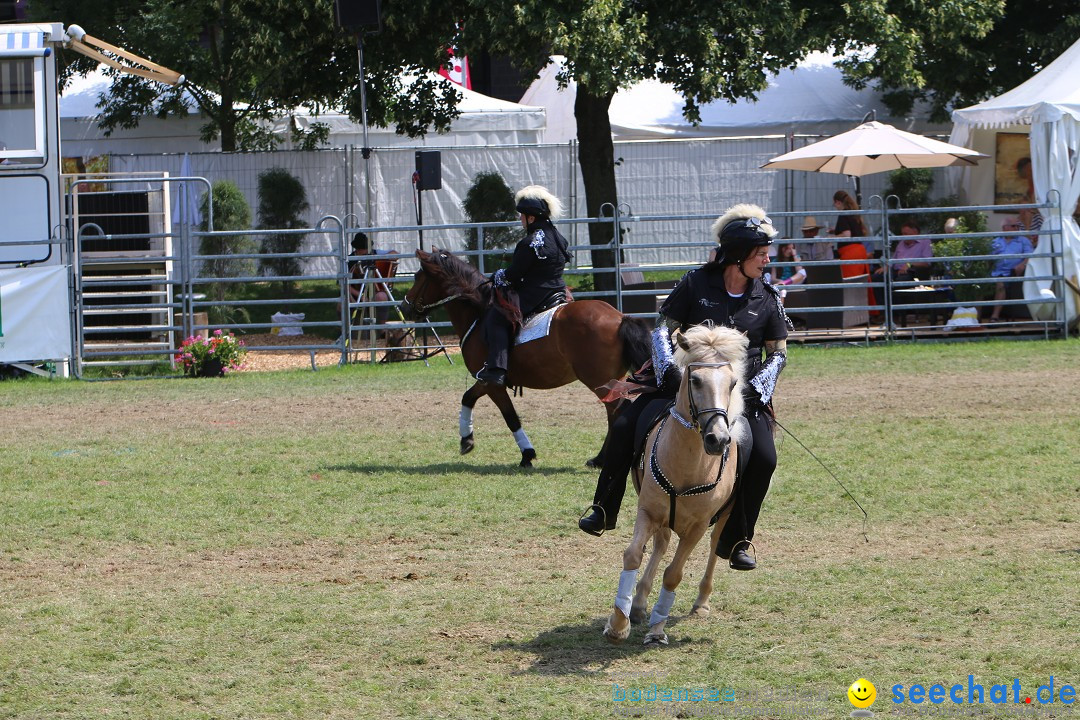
691,520,726,617
486,385,536,467
459,383,487,455
631,523,670,626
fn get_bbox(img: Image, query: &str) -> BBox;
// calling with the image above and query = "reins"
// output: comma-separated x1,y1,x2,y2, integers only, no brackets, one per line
403,272,464,316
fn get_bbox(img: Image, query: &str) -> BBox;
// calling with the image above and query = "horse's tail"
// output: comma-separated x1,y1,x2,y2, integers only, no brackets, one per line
618,316,652,374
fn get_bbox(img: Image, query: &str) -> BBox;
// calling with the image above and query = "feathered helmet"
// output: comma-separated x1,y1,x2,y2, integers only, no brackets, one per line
515,185,563,221
711,203,778,265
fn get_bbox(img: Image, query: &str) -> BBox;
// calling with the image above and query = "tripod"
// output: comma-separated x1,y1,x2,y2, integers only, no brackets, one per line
347,261,452,366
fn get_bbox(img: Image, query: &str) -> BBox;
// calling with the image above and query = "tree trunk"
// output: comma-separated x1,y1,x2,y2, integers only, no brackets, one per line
574,88,618,293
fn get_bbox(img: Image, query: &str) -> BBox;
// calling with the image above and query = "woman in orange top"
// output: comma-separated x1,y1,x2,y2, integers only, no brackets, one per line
828,190,876,311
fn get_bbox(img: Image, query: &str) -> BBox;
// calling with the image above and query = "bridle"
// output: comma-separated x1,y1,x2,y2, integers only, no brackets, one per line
401,270,462,316
668,361,734,437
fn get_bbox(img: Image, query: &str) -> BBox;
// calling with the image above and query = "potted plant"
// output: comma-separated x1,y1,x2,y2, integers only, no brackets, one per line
174,329,248,377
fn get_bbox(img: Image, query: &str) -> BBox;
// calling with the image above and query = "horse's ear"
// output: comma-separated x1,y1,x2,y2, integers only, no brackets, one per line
673,329,691,352
415,248,427,259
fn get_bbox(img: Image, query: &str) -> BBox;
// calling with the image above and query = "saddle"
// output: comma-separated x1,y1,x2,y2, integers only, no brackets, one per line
514,292,568,347
524,290,567,320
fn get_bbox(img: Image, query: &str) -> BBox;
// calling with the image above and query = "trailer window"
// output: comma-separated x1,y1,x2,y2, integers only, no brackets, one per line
0,56,44,162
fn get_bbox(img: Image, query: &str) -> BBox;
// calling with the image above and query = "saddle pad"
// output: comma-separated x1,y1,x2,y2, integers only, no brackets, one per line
514,304,563,346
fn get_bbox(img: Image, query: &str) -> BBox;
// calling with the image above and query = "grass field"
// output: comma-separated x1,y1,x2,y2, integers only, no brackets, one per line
1,339,1077,719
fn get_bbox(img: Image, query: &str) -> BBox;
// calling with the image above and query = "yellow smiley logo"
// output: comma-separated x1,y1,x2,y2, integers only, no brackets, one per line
848,678,877,709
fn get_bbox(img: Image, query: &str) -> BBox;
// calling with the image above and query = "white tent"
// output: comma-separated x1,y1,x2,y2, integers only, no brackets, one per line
59,69,547,157
949,37,1080,325
522,54,950,143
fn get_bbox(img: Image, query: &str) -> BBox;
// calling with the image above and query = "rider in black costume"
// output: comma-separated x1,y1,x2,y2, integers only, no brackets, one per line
475,185,572,388
577,203,791,571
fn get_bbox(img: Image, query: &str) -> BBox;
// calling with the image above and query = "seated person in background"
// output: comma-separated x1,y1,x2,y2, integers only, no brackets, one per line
772,242,806,286
341,231,391,326
890,222,933,281
801,216,833,262
943,217,959,234
989,217,1033,322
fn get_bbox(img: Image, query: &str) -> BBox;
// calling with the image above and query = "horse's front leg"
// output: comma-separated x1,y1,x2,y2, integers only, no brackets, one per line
486,385,536,467
631,522,670,626
692,519,726,617
644,521,708,646
459,383,487,455
604,513,658,644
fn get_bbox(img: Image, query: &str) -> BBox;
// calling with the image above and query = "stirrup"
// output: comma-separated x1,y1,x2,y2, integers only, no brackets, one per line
578,504,608,537
728,539,756,570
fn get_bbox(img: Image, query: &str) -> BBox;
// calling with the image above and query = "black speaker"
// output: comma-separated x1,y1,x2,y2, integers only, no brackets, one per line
415,151,442,191
334,0,381,30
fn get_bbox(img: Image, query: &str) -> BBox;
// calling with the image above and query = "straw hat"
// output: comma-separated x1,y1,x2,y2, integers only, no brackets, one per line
801,216,822,231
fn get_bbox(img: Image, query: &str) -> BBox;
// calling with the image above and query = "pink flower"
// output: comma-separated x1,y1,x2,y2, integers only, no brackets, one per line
213,329,223,336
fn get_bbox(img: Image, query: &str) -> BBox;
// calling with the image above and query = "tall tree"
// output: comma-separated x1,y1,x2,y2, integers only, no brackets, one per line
840,0,1080,121
31,0,463,150
460,0,1003,290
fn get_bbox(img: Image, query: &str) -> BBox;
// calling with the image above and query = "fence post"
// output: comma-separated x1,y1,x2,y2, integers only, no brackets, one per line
881,198,896,338
478,225,486,277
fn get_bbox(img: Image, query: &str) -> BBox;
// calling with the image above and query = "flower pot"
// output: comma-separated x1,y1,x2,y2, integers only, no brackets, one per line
195,358,225,377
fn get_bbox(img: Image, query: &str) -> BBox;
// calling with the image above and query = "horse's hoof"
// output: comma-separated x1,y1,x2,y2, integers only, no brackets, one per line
690,604,710,617
603,617,630,644
585,454,603,469
519,448,536,467
460,434,475,455
643,631,669,647
629,606,649,626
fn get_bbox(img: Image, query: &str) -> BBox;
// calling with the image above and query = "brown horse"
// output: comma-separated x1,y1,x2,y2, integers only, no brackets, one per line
399,248,651,467
603,325,748,645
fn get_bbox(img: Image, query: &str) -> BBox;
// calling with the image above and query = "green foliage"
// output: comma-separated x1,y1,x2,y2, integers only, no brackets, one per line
885,169,935,210
32,0,461,150
199,181,255,320
840,1,1080,123
934,231,995,303
256,168,309,296
461,171,518,269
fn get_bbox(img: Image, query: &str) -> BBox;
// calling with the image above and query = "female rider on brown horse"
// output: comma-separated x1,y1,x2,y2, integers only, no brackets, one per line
578,203,791,571
475,185,572,388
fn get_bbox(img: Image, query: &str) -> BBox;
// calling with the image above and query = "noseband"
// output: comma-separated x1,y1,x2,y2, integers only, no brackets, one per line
669,361,733,435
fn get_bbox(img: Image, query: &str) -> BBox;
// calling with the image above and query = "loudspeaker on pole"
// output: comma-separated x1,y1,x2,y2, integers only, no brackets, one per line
414,151,442,191
334,0,382,30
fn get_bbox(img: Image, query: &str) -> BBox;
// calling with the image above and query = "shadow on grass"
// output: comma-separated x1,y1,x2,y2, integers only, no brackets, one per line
324,462,583,477
493,616,709,676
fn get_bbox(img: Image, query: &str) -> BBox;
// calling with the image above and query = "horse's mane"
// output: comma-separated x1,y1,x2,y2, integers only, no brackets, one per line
673,324,749,427
422,250,490,309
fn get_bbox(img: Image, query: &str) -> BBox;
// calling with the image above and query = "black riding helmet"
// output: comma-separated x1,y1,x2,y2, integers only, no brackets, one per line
514,185,563,220
711,203,778,266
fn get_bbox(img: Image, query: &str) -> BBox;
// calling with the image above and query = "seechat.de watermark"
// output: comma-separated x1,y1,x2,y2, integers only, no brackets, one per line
847,676,1075,719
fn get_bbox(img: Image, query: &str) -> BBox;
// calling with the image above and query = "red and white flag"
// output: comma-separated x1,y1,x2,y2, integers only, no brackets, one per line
440,46,471,90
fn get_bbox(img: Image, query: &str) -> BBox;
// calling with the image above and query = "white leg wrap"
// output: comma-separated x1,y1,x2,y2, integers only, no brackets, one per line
649,587,676,627
459,405,474,438
615,569,637,618
513,428,533,452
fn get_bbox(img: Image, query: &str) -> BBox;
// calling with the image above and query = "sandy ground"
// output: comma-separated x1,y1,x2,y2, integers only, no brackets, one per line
237,331,462,372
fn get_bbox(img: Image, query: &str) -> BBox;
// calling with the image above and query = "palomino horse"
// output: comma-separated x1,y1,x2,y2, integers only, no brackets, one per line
399,248,651,467
603,325,749,645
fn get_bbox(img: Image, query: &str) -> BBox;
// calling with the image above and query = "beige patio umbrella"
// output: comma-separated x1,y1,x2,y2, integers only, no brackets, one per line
761,120,988,176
